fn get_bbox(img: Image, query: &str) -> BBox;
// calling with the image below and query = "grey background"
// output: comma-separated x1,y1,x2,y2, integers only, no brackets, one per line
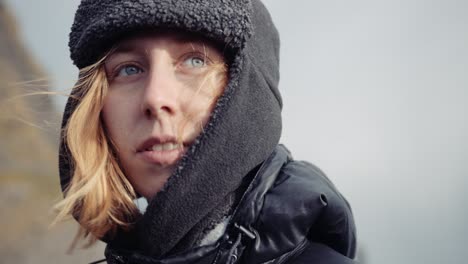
5,0,468,263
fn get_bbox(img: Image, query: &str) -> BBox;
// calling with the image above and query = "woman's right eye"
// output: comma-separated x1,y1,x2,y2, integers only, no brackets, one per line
115,65,144,77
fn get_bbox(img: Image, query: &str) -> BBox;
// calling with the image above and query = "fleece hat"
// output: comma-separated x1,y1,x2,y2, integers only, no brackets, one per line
60,0,282,258
69,0,253,69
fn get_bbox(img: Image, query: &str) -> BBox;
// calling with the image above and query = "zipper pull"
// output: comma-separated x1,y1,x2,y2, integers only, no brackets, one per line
234,223,256,240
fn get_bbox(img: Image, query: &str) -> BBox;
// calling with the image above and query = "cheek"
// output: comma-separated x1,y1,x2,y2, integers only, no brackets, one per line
190,72,226,110
180,79,226,135
198,75,226,119
101,92,137,149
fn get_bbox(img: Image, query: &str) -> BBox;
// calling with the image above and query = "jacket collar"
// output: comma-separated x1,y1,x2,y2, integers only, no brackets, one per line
105,145,291,264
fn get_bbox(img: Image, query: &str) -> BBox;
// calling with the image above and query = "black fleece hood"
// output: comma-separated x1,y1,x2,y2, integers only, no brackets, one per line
60,0,282,257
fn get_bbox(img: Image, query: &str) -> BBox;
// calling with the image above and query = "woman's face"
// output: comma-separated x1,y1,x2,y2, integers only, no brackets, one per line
101,32,227,199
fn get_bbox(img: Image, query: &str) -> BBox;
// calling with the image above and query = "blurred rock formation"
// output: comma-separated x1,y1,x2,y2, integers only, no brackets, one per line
0,3,104,263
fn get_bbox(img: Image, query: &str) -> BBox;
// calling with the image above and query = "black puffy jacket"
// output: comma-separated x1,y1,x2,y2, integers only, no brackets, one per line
104,145,357,264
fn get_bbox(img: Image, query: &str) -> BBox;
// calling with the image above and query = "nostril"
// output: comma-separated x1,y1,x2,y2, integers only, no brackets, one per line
143,105,173,118
319,194,328,206
145,108,152,117
160,106,171,113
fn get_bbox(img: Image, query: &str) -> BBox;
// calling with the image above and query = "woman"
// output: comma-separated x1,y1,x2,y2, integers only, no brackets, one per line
56,0,357,263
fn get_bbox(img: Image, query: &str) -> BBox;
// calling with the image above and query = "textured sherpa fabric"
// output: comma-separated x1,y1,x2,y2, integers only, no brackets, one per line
69,0,253,69
59,0,282,258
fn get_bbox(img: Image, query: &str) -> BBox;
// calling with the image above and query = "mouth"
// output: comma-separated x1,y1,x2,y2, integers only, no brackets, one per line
136,137,190,166
142,142,182,152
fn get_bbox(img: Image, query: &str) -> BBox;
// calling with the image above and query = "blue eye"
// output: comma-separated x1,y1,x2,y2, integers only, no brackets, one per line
117,65,143,77
183,56,206,68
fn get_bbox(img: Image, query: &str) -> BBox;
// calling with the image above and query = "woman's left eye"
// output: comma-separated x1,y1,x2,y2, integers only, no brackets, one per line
183,56,207,68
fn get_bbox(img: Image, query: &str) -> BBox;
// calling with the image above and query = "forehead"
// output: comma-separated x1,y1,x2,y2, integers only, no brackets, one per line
112,30,223,54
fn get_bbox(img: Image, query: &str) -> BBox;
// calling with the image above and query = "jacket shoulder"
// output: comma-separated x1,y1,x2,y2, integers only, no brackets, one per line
287,242,357,264
252,158,357,261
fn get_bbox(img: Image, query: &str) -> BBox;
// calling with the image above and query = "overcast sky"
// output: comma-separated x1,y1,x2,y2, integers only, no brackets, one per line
5,0,468,263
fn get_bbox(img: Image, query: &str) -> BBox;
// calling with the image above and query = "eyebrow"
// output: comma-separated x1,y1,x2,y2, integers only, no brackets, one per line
110,44,137,55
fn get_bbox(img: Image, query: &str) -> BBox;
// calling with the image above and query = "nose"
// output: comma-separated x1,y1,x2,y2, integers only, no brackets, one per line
141,58,179,119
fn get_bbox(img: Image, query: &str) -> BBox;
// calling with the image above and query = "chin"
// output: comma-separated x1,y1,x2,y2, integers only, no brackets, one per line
135,173,172,199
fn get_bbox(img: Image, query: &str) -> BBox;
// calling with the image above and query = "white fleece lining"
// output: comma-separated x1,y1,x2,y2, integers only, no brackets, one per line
198,217,231,247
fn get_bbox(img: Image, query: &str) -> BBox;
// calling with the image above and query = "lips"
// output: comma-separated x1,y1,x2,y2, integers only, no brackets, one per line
144,142,181,152
136,136,188,166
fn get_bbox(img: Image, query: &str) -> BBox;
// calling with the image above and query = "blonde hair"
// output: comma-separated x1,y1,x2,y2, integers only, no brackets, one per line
53,47,228,248
53,55,140,248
